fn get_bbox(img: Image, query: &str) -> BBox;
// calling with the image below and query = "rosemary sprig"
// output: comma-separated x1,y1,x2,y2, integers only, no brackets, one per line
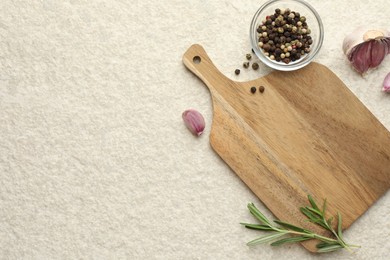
241,195,360,253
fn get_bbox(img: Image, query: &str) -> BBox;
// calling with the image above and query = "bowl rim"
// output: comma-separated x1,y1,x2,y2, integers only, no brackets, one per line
250,0,324,71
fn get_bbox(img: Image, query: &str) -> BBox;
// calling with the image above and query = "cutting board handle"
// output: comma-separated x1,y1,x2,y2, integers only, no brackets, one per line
183,44,230,93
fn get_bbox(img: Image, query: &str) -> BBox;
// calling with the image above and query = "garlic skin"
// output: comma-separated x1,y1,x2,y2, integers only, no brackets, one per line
182,109,205,136
343,27,390,74
383,72,390,93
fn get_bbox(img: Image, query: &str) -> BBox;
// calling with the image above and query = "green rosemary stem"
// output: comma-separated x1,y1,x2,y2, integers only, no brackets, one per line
243,195,360,253
278,229,339,244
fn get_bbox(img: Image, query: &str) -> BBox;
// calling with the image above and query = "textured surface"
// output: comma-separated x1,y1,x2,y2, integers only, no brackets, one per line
0,0,389,259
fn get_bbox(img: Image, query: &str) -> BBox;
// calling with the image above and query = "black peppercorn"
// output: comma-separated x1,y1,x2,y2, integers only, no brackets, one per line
250,86,257,94
252,62,259,70
243,61,249,68
235,69,240,75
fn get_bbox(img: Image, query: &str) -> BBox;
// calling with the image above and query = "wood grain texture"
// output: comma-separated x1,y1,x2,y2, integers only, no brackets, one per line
183,44,390,253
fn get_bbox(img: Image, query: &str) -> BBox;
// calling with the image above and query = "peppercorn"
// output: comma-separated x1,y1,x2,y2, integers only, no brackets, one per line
235,69,240,75
246,53,252,60
259,86,265,93
252,62,259,70
250,86,257,94
263,43,271,52
256,7,313,64
243,61,250,68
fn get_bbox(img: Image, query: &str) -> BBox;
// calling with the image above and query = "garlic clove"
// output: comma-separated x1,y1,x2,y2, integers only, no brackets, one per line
349,41,371,74
383,72,390,93
182,109,205,136
370,40,387,67
343,27,390,74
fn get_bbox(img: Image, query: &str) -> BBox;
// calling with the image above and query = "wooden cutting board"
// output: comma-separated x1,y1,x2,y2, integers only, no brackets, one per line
183,44,390,252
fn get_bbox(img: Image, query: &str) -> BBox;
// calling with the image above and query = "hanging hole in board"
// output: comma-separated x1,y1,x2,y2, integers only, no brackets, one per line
193,56,201,64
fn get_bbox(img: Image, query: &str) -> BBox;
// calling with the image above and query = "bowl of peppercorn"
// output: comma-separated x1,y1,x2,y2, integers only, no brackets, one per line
250,0,324,71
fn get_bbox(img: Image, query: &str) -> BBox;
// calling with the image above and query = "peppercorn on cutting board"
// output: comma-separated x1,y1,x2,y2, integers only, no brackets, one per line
183,44,390,253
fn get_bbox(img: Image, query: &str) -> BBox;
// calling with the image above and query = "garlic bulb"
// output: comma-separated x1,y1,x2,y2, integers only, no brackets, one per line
182,109,205,136
343,27,390,74
383,72,390,93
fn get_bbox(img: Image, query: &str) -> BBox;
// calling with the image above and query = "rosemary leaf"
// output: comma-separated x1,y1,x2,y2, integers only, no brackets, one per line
241,223,274,231
300,208,327,229
271,236,312,246
274,220,310,233
305,206,323,217
322,198,328,215
337,212,344,241
300,207,316,220
300,207,328,229
247,233,286,246
308,195,320,212
247,203,272,227
316,242,340,249
327,217,334,226
317,244,344,253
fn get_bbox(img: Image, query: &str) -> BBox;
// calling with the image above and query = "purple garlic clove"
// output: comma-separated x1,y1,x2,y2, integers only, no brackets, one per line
343,28,390,74
182,109,205,136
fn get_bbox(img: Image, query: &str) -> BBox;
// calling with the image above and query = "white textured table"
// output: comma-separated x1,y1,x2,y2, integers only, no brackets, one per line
1,1,389,259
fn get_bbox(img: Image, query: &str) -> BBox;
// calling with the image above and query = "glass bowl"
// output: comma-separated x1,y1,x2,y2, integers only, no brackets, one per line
250,0,324,71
